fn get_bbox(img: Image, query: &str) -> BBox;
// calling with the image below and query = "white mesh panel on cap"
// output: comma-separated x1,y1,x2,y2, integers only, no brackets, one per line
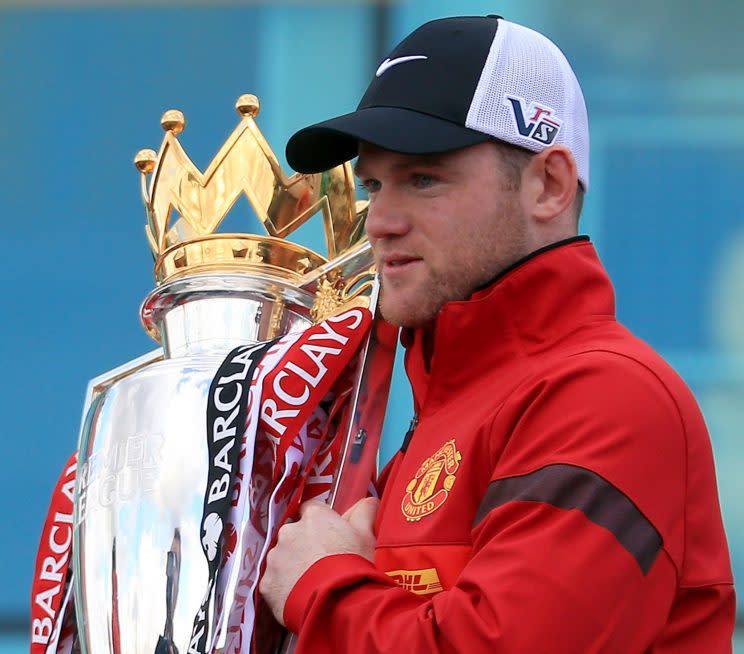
465,20,590,190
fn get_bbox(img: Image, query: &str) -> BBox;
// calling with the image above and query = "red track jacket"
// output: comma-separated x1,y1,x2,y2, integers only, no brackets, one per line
284,238,735,652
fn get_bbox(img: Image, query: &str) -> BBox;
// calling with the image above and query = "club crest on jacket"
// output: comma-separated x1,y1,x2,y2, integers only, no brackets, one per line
402,439,462,521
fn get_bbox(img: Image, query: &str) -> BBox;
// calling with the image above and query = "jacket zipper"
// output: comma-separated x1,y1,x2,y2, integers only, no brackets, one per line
400,413,419,452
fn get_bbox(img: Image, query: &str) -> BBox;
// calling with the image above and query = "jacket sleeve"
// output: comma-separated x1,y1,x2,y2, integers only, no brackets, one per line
282,352,734,653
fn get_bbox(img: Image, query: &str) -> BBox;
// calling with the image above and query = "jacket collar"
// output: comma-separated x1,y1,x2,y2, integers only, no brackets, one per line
402,237,616,413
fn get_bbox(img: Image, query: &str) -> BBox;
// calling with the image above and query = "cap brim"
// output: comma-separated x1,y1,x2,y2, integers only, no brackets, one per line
286,106,491,173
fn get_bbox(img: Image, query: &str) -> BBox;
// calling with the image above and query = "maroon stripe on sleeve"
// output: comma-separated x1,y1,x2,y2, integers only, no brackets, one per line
473,464,662,574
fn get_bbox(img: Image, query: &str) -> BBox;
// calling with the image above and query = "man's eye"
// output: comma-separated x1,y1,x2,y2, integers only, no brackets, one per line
412,174,435,188
360,179,381,194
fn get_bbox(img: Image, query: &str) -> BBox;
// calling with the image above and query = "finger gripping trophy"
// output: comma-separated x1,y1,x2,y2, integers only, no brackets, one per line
36,94,396,654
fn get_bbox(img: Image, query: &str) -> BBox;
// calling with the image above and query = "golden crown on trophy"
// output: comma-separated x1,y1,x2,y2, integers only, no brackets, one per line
133,93,369,286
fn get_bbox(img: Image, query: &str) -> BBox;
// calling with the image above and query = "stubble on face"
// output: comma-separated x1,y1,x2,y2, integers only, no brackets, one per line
379,201,527,327
378,148,529,328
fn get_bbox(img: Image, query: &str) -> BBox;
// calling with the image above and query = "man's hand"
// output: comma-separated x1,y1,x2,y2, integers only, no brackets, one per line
259,497,379,625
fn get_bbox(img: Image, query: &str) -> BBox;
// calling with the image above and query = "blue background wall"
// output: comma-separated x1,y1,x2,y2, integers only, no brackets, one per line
2,0,743,648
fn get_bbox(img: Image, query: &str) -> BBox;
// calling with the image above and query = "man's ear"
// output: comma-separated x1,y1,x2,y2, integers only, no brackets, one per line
521,145,578,223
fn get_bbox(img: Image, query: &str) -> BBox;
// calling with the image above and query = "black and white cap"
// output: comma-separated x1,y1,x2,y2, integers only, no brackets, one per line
286,16,590,190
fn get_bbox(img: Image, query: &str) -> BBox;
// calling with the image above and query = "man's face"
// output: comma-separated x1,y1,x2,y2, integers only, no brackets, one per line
356,142,530,328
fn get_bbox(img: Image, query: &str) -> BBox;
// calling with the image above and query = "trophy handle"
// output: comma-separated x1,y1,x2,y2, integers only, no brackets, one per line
78,349,163,441
327,279,398,514
279,279,398,654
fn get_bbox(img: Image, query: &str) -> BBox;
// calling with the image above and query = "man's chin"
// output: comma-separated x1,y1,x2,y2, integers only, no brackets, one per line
379,294,440,329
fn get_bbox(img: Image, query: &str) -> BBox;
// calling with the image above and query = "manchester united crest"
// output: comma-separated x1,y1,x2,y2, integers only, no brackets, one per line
402,439,461,521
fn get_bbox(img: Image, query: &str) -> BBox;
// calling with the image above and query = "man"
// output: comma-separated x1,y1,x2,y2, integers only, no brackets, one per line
259,15,735,652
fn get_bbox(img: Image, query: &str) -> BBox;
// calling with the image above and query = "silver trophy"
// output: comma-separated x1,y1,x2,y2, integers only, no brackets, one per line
71,95,397,654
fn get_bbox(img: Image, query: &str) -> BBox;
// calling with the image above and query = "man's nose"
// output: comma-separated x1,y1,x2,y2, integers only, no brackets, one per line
364,190,411,241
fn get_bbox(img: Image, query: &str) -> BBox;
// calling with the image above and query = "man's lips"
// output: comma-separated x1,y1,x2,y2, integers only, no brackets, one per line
380,255,423,280
380,254,421,267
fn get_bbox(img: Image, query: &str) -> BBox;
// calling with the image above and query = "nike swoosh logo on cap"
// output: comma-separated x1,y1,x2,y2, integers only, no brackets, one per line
375,55,428,77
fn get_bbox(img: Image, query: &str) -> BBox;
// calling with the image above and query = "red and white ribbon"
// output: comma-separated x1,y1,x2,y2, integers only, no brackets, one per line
30,454,77,654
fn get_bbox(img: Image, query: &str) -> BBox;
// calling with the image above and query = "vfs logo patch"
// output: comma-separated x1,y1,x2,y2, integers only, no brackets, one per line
402,439,461,521
504,94,562,145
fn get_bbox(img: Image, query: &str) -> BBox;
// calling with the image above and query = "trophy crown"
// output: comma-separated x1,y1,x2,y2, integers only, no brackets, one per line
136,93,367,284
235,93,260,117
160,109,186,134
